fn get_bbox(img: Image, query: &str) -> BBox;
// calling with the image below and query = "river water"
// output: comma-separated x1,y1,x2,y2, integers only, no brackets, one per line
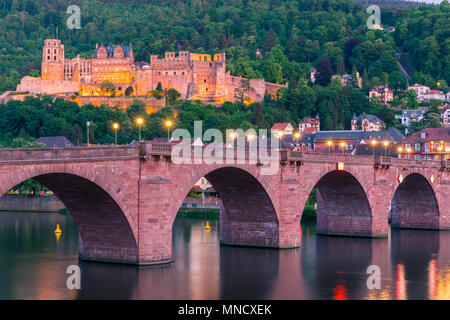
1,211,450,300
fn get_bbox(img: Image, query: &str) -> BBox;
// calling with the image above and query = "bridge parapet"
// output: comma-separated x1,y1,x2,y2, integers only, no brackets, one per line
0,145,139,164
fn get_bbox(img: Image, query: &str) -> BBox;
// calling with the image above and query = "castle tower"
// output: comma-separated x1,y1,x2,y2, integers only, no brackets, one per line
42,39,65,80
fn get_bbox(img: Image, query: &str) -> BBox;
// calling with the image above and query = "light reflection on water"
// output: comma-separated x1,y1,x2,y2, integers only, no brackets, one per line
1,211,450,300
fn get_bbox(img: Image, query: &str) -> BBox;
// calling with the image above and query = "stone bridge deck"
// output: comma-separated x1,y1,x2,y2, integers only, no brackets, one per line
0,142,449,265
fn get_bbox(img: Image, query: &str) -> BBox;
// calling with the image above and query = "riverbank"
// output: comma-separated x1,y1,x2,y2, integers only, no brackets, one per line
0,195,64,212
177,209,219,219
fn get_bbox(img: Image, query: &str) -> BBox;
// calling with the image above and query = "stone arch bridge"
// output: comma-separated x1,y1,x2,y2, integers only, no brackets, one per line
1,142,449,265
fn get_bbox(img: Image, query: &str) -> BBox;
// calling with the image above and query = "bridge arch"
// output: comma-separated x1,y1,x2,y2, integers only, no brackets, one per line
0,168,138,264
173,165,280,248
309,169,374,237
391,173,440,229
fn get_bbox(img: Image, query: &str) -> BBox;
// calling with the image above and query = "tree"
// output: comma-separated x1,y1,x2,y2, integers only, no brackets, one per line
316,57,333,86
29,69,40,77
166,88,181,102
125,86,134,96
100,81,116,95
264,28,278,53
71,124,82,146
337,58,345,76
405,89,418,110
252,103,266,128
264,59,283,84
234,79,250,104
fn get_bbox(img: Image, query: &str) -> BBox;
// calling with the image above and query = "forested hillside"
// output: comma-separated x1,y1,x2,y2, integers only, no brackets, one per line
0,0,448,144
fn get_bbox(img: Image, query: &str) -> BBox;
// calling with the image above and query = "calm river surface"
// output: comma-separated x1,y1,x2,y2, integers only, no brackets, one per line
1,211,450,300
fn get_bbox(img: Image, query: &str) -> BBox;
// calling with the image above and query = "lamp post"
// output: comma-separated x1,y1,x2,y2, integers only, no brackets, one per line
327,141,332,153
407,147,412,159
112,122,119,145
371,139,377,157
340,142,346,154
86,121,91,145
398,146,403,159
136,117,144,141
383,140,390,157
165,120,173,143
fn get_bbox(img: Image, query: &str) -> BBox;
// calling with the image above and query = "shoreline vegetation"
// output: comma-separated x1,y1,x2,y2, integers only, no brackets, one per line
0,194,318,221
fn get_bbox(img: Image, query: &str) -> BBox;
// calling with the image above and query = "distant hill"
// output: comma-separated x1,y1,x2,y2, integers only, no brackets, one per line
352,0,433,8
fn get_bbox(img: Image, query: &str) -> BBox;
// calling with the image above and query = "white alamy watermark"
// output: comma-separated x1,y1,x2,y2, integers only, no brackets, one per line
67,5,81,30
366,5,381,30
66,265,81,290
170,121,281,176
366,265,381,290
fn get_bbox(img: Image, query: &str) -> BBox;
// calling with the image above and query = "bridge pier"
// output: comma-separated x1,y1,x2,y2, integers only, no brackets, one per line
315,170,388,238
391,173,441,230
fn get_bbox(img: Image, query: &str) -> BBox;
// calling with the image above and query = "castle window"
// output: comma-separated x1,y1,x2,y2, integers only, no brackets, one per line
165,72,168,75
204,79,206,83
54,49,57,54
182,72,185,75
210,63,212,67
174,72,176,75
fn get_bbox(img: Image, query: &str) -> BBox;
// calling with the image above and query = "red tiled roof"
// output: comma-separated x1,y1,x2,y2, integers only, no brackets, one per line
303,127,318,134
271,123,291,130
299,118,319,124
426,90,444,95
403,128,450,142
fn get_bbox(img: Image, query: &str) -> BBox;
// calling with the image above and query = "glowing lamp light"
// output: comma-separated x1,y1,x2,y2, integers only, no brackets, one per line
337,162,345,171
136,117,144,125
327,141,332,146
397,175,403,184
112,122,119,130
371,140,377,146
294,132,301,139
165,120,173,128
277,131,284,138
430,175,434,184
247,134,255,141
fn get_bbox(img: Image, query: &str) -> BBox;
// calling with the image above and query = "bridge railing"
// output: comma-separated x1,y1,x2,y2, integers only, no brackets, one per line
0,145,139,163
141,142,172,156
140,141,448,169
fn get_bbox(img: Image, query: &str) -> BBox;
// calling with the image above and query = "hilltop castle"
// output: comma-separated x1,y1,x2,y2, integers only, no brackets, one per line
16,39,286,104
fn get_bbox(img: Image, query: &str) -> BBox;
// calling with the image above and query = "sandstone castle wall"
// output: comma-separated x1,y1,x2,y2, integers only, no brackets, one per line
16,39,287,105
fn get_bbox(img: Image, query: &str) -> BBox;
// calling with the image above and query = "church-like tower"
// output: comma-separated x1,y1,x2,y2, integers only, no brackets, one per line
41,39,65,80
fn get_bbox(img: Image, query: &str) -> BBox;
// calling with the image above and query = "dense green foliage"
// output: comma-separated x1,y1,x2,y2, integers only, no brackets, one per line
0,0,448,134
0,0,448,88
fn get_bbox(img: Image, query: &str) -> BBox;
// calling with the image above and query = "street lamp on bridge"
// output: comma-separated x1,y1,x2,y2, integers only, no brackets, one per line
383,140,390,157
165,120,173,143
136,117,144,141
340,142,346,154
371,139,377,157
327,141,332,153
112,122,119,145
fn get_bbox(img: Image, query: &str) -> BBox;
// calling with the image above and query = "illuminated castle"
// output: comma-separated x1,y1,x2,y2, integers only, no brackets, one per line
16,39,286,104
